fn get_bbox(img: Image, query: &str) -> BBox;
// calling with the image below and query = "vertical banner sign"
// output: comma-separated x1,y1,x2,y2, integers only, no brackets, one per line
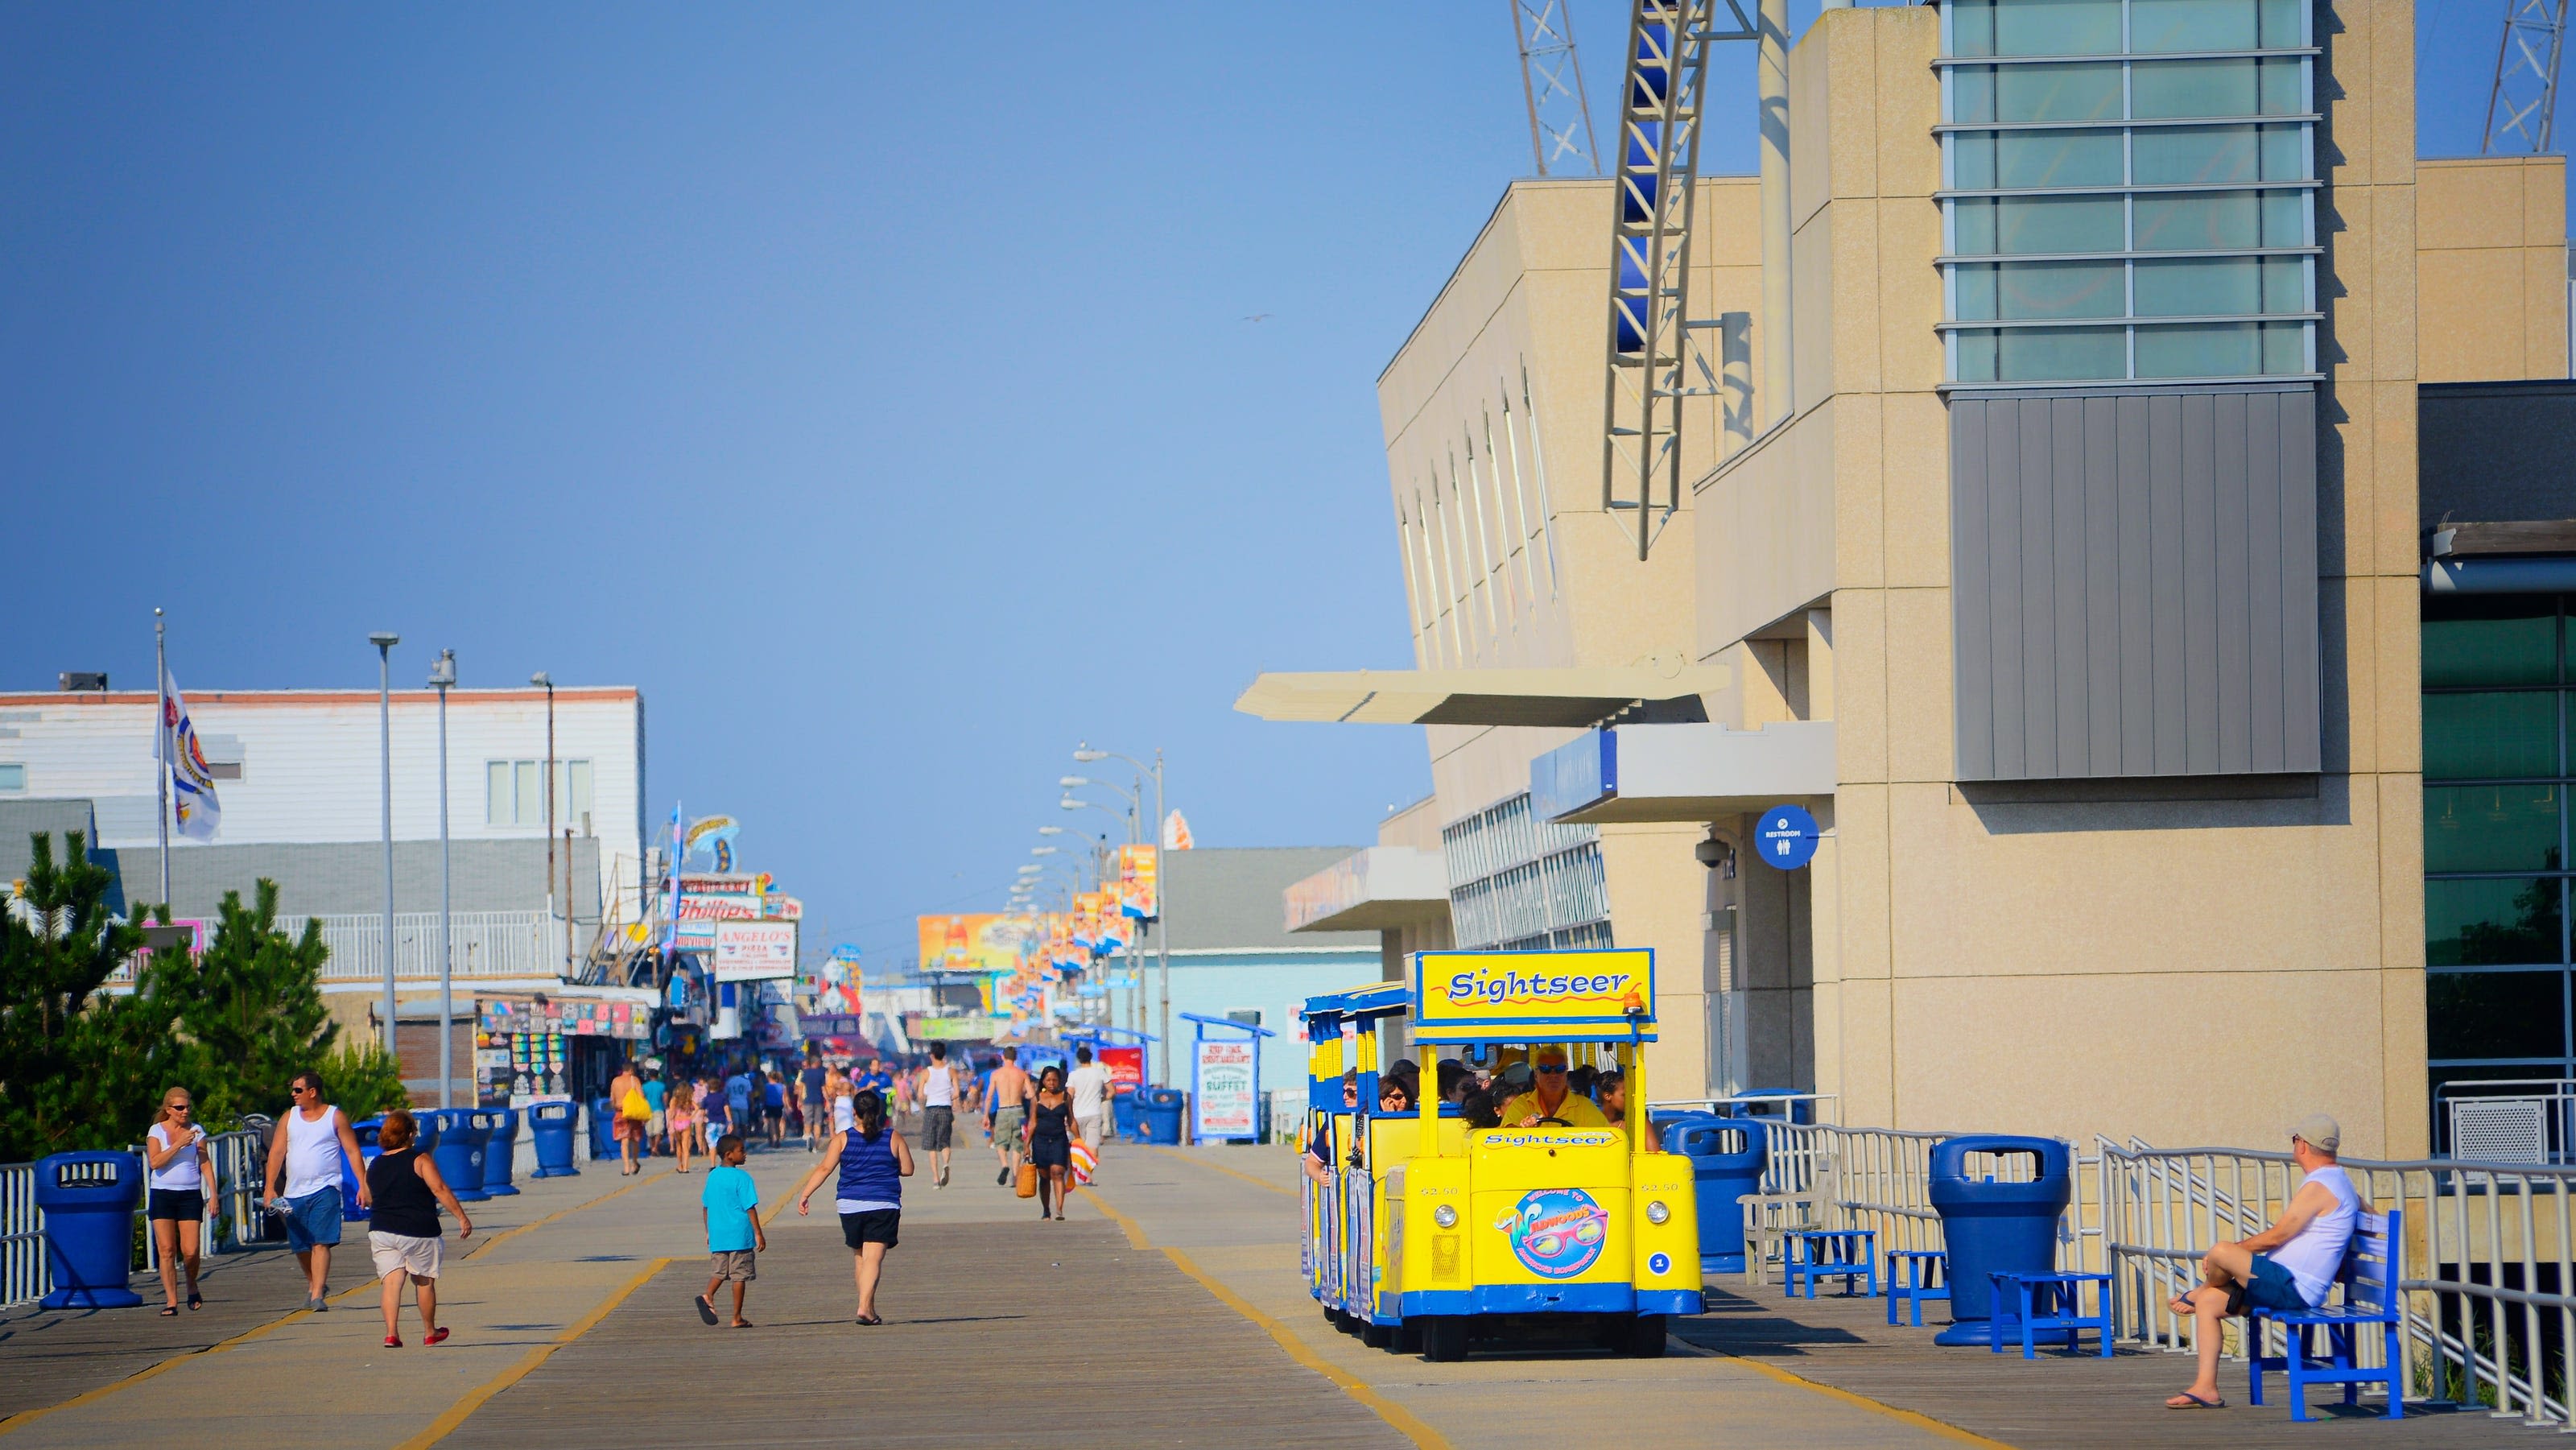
1100,1045,1146,1093
1192,1039,1259,1142
1119,843,1159,919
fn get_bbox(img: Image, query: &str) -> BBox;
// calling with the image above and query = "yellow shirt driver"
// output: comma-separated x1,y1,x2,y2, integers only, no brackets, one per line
1500,1050,1610,1129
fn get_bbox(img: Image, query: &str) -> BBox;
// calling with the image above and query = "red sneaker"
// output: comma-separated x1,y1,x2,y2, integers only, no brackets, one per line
424,1327,450,1346
383,1335,402,1348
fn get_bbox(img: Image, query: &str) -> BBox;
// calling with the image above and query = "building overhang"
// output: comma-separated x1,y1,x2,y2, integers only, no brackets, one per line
1284,845,1451,934
1233,667,1730,729
1530,721,1838,824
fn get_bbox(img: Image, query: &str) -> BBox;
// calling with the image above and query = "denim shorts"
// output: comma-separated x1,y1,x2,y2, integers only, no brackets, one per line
2246,1252,2313,1314
282,1186,343,1251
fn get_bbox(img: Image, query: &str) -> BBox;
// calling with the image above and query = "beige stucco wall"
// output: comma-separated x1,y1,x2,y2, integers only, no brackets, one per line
2417,156,2568,384
1682,2,2430,1158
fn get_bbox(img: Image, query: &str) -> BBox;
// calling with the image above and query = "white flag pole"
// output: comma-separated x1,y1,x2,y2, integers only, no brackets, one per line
155,608,168,911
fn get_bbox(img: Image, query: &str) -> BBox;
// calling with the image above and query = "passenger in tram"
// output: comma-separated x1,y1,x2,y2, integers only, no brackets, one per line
1302,1072,1360,1187
1459,1089,1502,1130
1435,1060,1468,1105
1378,1078,1413,1113
1498,1047,1610,1129
1594,1069,1628,1127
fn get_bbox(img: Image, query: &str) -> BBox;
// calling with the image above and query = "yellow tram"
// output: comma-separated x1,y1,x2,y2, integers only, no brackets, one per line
1299,948,1701,1360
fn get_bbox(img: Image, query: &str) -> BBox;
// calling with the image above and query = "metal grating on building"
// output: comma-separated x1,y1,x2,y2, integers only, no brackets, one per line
1439,791,1611,950
2450,1097,2552,1164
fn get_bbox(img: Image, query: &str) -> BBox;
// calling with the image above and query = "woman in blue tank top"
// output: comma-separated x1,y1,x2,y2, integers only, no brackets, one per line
793,1088,913,1324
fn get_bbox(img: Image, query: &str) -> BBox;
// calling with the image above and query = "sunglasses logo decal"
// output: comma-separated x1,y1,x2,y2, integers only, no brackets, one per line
1499,1188,1609,1279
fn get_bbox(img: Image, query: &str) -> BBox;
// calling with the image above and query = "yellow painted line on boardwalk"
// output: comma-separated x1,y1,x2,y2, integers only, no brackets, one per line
1078,1188,1451,1450
1704,1350,2017,1449
1148,1144,1294,1198
393,1256,669,1450
0,1168,669,1436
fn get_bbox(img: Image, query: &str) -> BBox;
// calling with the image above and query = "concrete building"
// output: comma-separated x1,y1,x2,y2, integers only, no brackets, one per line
1248,0,2570,1160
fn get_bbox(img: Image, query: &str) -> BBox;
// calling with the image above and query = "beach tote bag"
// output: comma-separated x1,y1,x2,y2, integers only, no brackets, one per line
620,1086,651,1121
1015,1159,1038,1199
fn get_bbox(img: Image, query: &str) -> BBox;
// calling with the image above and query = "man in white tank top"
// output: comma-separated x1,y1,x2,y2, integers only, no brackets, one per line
912,1043,963,1188
2165,1113,2361,1410
261,1071,376,1311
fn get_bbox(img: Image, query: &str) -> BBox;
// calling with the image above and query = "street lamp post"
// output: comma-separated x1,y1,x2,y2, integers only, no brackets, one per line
429,649,456,1109
1071,742,1166,1078
369,632,401,1073
531,672,559,972
1059,795,1134,1042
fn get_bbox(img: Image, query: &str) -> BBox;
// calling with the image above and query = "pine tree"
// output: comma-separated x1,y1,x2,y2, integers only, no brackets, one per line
146,880,341,1124
0,832,175,1160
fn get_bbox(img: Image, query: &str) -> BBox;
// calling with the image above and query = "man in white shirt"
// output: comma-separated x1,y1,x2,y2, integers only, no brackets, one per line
1066,1046,1114,1173
261,1071,375,1311
2163,1113,2362,1411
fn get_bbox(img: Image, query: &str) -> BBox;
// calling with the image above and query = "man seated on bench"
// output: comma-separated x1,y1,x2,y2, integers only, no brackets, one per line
2164,1114,2360,1411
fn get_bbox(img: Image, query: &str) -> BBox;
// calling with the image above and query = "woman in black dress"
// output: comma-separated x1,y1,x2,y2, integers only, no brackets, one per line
1022,1065,1075,1221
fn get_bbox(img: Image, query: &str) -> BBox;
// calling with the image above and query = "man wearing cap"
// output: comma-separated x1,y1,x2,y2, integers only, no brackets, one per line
2162,1113,2362,1411
1498,1047,1610,1130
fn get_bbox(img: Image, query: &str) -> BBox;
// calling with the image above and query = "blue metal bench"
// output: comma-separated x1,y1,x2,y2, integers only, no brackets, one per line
1785,1229,1876,1299
2248,1208,2405,1421
1886,1248,1949,1327
1989,1270,2113,1358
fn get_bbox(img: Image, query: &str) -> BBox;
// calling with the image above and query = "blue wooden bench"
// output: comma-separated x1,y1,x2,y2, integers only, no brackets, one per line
1886,1249,1949,1327
2248,1208,2405,1421
1989,1270,2114,1358
1785,1229,1877,1299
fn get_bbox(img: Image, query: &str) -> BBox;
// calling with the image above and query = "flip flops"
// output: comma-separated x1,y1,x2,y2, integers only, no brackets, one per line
695,1295,720,1326
2165,1391,2224,1410
854,1313,882,1326
158,1305,180,1317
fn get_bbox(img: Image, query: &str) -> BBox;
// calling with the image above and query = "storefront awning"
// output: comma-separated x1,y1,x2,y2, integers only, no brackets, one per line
1233,666,1729,729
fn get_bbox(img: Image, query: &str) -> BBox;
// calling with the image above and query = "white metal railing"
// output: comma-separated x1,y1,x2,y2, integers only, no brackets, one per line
105,911,569,986
3,1126,278,1311
1735,1120,2576,1430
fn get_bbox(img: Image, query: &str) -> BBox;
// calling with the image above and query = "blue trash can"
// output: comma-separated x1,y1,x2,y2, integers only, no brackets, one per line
529,1101,580,1178
1112,1089,1142,1143
35,1151,144,1308
428,1109,492,1202
481,1108,521,1196
1141,1088,1185,1146
346,1117,386,1223
588,1097,616,1163
1664,1113,1767,1274
1928,1134,2070,1346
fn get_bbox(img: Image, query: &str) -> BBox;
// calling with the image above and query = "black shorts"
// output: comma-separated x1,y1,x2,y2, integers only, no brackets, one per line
840,1208,900,1250
147,1188,204,1221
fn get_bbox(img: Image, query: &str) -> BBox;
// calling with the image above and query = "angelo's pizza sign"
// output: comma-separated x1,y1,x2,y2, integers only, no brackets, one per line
1410,948,1657,1043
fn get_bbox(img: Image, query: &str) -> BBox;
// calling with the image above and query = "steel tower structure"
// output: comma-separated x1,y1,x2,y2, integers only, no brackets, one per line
1598,0,1756,560
2485,0,2571,154
1511,1,1603,176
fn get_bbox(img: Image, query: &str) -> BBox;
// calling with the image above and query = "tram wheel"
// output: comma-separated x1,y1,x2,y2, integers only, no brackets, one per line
1620,1313,1670,1358
1422,1315,1468,1362
1360,1320,1394,1349
1393,1321,1423,1355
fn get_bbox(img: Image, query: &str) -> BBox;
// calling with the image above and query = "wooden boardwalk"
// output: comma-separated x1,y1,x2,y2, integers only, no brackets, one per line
1678,1276,2555,1448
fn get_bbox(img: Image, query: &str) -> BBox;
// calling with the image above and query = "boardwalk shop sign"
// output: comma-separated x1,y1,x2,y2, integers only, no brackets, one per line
1408,948,1657,1043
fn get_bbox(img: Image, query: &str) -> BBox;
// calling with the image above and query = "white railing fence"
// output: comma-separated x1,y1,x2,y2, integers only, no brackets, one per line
106,911,572,987
1752,1121,2576,1430
2,1126,277,1312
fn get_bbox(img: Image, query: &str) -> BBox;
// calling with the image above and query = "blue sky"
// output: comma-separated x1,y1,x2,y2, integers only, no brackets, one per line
0,3,2545,961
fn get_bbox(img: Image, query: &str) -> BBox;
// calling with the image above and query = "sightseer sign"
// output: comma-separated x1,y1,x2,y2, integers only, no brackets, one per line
1409,948,1657,1042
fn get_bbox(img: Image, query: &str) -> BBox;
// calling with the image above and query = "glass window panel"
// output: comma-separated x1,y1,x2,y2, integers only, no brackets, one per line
2258,56,2304,114
1993,0,2122,56
1996,195,2124,252
1992,129,2124,187
2132,0,2258,52
1955,198,2000,254
1954,132,1996,189
2257,0,2306,47
0,764,23,791
2260,255,2305,311
1955,328,2000,381
2428,970,2567,1059
1955,263,1998,319
487,762,512,827
2135,59,2259,118
2426,692,2559,779
1996,63,2124,122
2136,321,2258,376
1996,260,2124,317
2426,785,2563,874
2424,605,2557,688
2134,191,2258,249
2428,879,2566,968
2260,188,2306,244
2260,320,2307,372
1954,66,1996,124
1996,325,2126,380
1951,0,1996,58
2135,257,2259,316
514,760,541,827
2134,125,2260,184
2260,123,2306,180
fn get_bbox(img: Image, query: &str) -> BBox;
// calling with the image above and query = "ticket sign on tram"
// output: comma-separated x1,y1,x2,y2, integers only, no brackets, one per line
1409,948,1657,1043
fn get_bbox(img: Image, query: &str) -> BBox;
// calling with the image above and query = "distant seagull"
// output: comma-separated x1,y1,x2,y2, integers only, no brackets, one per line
1242,312,1273,323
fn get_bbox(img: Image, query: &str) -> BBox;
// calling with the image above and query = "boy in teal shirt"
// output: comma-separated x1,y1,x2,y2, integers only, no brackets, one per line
694,1134,766,1328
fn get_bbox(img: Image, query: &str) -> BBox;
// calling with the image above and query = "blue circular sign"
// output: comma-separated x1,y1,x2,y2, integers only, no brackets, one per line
1755,804,1821,870
1649,1252,1671,1276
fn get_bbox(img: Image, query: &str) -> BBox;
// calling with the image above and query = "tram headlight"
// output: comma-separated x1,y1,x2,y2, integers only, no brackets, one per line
1645,1199,1670,1225
1433,1204,1459,1229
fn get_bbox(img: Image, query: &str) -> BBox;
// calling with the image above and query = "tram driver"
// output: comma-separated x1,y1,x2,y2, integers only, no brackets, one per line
1499,1047,1610,1130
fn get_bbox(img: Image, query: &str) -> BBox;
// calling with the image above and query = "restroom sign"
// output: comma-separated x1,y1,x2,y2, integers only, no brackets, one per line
1756,805,1820,870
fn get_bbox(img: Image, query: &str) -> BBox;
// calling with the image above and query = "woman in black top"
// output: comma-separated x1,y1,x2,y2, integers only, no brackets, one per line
364,1109,473,1348
1022,1065,1075,1221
